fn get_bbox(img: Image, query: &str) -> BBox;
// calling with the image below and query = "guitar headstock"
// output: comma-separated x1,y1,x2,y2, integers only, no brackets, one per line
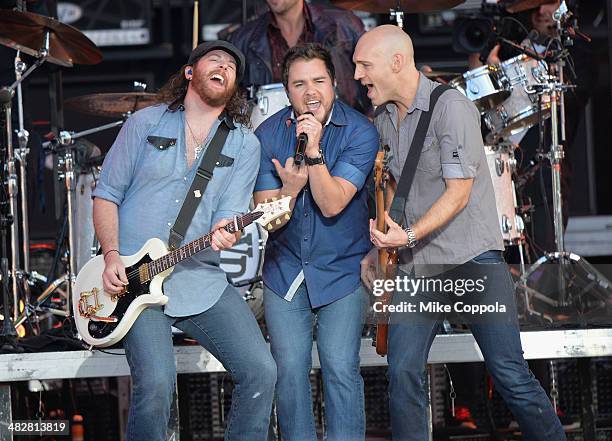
252,196,292,231
375,145,392,189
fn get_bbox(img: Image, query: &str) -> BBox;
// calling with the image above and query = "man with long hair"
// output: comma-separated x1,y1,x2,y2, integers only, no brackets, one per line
253,43,378,441
92,40,276,441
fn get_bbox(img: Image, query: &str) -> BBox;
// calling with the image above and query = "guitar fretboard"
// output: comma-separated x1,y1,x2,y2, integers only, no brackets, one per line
145,211,260,279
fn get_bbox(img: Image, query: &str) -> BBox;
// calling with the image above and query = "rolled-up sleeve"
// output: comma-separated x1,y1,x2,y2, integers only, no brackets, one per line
330,123,379,191
212,131,261,226
93,117,142,205
436,98,484,179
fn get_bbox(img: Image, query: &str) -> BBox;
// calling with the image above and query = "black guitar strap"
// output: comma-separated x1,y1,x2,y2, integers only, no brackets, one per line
168,115,234,250
389,84,452,226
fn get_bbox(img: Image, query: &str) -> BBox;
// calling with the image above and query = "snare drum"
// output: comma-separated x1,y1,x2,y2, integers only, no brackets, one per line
250,83,290,130
449,64,510,113
484,55,550,140
484,144,524,244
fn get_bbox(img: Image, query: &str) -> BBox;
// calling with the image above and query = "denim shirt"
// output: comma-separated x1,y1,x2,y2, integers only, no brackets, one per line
93,104,261,317
254,100,379,307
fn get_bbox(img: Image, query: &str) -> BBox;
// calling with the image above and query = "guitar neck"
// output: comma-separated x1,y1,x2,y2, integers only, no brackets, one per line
146,213,251,279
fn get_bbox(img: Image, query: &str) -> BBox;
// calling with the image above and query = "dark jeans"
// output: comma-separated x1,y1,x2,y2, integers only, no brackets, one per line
387,251,566,441
122,285,276,441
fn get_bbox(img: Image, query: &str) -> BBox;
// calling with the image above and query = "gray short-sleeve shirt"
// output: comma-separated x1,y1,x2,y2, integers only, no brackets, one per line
374,73,504,275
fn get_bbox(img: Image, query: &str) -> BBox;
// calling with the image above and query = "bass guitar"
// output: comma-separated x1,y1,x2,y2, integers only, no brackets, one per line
373,148,397,356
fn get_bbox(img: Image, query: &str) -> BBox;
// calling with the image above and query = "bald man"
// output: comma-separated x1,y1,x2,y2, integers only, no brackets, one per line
354,26,566,441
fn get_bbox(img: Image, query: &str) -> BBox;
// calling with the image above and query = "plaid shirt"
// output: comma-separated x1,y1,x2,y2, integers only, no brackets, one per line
267,6,315,82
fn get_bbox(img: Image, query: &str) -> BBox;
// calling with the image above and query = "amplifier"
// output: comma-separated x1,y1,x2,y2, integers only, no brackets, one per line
57,0,151,47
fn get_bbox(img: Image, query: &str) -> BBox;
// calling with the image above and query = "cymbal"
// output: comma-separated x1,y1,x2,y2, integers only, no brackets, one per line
65,93,158,118
0,10,102,67
331,0,464,14
505,0,558,13
423,70,460,78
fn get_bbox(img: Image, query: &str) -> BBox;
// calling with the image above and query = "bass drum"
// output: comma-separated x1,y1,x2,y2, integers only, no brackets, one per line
250,83,290,130
220,222,267,320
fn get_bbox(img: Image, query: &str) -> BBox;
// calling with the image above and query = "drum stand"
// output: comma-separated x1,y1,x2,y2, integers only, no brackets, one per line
515,3,612,325
0,32,51,328
15,119,125,330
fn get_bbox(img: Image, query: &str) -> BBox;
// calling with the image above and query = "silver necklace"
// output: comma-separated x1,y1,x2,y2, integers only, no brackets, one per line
185,117,205,160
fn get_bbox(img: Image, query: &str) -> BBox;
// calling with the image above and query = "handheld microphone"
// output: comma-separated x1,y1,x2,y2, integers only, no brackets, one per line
294,112,313,165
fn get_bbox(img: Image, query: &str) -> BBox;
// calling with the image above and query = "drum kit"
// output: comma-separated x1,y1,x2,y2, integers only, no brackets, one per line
0,6,104,337
451,51,553,250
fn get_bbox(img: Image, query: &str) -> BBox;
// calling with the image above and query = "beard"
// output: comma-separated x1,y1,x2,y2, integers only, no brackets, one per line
192,71,237,107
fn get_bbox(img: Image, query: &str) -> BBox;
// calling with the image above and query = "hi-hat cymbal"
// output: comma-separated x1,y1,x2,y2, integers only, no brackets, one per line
0,10,102,67
65,93,158,118
331,0,464,14
504,0,558,13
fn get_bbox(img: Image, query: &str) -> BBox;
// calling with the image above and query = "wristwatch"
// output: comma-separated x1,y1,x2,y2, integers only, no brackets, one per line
305,150,326,166
403,226,418,248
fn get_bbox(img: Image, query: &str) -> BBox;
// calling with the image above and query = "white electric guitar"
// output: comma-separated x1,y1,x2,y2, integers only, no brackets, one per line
73,196,291,347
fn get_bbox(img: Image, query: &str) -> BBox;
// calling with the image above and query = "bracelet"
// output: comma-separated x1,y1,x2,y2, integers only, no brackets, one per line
104,249,119,259
403,226,418,249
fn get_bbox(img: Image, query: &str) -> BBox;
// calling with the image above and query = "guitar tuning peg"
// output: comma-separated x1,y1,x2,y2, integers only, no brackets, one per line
267,223,273,230
284,214,290,220
275,219,281,225
272,197,277,201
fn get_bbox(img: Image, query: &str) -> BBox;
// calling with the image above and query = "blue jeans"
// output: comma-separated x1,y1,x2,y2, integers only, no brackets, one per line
387,251,566,441
264,282,366,441
122,285,276,441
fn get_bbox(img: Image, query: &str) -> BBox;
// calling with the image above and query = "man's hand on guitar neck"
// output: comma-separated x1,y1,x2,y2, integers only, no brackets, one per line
369,212,409,249
211,219,241,251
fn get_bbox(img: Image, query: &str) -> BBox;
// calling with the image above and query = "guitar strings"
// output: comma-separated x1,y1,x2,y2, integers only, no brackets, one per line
123,233,212,279
122,213,256,279
122,226,223,279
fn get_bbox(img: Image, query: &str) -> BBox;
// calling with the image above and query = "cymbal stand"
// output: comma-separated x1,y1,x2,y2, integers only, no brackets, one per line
532,2,571,305
513,24,571,316
516,2,612,326
49,123,121,315
0,31,50,321
14,51,32,303
13,118,127,329
550,1,570,305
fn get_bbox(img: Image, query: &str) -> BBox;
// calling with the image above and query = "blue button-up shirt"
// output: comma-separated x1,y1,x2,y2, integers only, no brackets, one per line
254,100,378,307
93,104,260,317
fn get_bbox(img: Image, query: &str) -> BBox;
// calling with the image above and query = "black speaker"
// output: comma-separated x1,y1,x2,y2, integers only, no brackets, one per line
57,0,152,47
